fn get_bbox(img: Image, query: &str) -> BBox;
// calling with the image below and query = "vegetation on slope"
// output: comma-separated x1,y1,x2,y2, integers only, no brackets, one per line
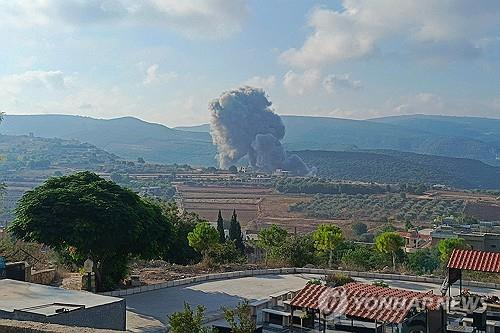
295,150,500,189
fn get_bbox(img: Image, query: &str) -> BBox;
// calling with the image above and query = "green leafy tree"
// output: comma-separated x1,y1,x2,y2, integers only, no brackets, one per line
9,172,172,291
205,240,244,266
229,209,244,252
375,232,405,271
216,210,226,243
168,303,213,333
351,222,368,236
341,246,373,271
222,300,256,333
312,224,344,267
228,165,238,174
187,222,219,258
257,224,288,265
407,248,440,274
279,234,317,267
438,237,468,264
152,200,201,265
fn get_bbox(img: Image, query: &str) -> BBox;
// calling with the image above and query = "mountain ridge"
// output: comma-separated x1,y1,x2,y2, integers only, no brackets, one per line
2,114,500,166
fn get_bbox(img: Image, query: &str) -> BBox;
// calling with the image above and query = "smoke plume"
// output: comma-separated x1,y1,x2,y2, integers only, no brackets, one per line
209,86,309,175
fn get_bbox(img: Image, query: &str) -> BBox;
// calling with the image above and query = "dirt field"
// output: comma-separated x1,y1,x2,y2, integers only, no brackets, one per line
176,184,500,237
175,184,389,235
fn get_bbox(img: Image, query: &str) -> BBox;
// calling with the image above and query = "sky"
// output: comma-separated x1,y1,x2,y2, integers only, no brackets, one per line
0,0,499,127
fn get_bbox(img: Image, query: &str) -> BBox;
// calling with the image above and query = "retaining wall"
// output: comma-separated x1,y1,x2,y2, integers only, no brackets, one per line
30,269,56,285
0,319,121,333
100,268,500,297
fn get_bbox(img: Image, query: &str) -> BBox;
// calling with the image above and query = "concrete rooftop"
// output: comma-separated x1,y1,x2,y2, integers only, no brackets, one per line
0,279,121,314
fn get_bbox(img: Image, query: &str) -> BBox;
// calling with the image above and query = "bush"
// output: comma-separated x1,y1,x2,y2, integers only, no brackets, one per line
325,273,354,287
372,280,389,288
205,241,245,266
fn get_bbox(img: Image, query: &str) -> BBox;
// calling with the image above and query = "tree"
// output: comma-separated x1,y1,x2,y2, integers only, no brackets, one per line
375,232,405,271
437,237,468,264
312,224,343,267
222,300,256,333
351,222,368,236
407,248,440,275
229,209,244,252
228,165,238,174
257,225,288,265
341,246,373,270
205,241,244,266
9,172,172,291
216,210,226,243
279,234,317,267
168,303,213,333
152,200,201,265
137,157,145,164
187,222,219,258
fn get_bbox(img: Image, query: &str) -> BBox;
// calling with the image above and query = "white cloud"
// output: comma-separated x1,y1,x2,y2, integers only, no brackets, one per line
0,70,71,94
322,73,362,93
281,1,500,67
0,0,248,39
143,64,177,85
283,69,320,95
243,75,276,90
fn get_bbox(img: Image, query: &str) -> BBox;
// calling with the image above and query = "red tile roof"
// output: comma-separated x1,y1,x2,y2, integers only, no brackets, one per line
447,249,500,273
291,282,444,324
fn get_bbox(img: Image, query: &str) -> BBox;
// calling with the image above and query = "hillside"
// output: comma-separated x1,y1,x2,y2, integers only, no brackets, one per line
294,150,500,189
176,115,500,165
2,115,215,166
0,134,118,178
3,114,500,166
371,114,500,146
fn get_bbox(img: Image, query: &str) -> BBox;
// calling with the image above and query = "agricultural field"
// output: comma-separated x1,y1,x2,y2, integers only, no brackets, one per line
175,183,500,237
175,184,383,236
290,193,465,222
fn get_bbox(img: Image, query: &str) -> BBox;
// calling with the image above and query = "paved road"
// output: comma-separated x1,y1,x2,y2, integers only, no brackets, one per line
125,274,500,332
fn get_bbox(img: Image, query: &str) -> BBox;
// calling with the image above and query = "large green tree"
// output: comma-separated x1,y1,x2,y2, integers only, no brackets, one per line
312,224,344,267
375,232,405,271
438,237,468,264
257,224,288,265
152,200,201,265
229,209,244,252
9,172,172,291
187,222,219,258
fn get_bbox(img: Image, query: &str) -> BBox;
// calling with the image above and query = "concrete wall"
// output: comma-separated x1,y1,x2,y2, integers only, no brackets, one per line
0,319,121,333
2,300,126,331
99,267,500,297
30,269,56,285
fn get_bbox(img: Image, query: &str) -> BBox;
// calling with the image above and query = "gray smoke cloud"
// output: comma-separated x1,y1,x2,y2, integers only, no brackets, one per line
209,86,310,175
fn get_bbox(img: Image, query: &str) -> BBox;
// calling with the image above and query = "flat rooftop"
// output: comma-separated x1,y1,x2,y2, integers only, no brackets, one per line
0,279,121,314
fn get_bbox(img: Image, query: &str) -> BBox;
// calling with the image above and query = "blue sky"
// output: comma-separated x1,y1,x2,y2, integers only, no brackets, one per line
0,0,499,126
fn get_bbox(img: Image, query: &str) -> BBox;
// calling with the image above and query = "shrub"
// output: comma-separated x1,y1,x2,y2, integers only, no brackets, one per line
325,273,354,287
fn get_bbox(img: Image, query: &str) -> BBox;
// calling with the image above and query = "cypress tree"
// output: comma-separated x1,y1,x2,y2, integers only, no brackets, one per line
229,209,244,252
216,209,225,243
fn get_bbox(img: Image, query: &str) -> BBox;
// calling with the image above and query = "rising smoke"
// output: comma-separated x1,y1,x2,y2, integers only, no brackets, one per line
209,86,310,175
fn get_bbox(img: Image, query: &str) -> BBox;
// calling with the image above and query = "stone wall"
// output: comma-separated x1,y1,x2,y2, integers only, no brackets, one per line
100,267,500,297
30,269,56,285
0,320,121,333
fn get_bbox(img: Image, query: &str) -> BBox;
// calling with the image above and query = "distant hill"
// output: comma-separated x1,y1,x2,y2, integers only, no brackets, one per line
0,134,118,178
371,114,500,146
3,114,500,166
295,150,500,189
2,115,215,166
177,115,500,165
